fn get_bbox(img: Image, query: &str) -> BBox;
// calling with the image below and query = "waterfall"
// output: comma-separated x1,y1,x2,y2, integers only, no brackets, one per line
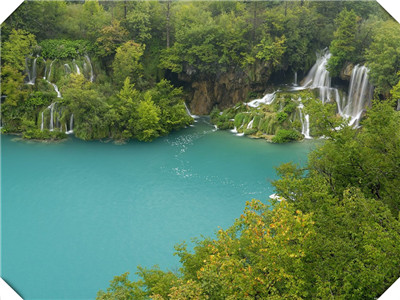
294,72,298,86
48,103,56,131
47,60,56,80
302,50,332,103
230,126,238,133
50,83,62,98
64,64,72,74
43,58,47,79
341,65,373,127
246,92,276,108
298,103,312,139
73,59,81,74
66,114,74,134
184,103,199,119
41,111,44,131
84,55,94,82
247,118,254,129
25,56,37,85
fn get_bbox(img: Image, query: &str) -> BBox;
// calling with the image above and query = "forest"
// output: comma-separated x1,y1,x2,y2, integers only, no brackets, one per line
1,0,400,299
1,0,400,142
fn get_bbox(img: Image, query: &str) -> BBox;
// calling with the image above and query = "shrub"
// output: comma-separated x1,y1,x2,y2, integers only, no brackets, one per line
22,129,67,140
272,129,302,143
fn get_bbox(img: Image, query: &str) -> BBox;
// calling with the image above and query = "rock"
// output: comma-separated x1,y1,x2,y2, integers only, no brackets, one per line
186,70,270,115
340,63,354,81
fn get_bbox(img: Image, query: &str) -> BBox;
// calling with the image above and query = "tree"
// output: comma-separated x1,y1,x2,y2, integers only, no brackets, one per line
62,74,111,140
327,9,359,77
110,77,141,139
112,41,145,88
2,29,37,72
365,20,400,96
134,96,162,142
96,20,128,58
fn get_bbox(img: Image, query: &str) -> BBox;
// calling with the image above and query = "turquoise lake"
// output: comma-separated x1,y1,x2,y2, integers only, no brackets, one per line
1,119,316,299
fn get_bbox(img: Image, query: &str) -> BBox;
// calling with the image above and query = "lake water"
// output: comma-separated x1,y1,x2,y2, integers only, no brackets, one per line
1,118,315,299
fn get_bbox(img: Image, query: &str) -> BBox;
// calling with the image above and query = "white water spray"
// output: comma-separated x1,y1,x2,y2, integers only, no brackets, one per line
341,65,373,127
84,55,94,82
298,103,311,139
184,103,199,119
246,92,276,108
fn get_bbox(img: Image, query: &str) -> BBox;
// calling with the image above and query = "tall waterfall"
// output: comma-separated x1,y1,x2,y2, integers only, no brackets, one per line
66,114,74,134
43,58,47,79
340,65,373,126
84,55,94,82
41,111,44,131
48,103,56,131
294,72,298,86
298,103,311,139
302,50,332,103
25,56,38,85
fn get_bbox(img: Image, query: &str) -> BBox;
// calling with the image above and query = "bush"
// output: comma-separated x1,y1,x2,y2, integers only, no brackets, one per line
276,111,288,123
272,129,302,143
22,129,67,140
40,39,93,59
244,128,257,135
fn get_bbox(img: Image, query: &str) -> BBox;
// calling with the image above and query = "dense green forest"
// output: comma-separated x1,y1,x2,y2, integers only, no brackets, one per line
1,1,400,298
1,0,399,142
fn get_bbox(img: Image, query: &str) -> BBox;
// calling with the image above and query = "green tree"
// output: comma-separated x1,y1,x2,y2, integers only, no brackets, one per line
365,20,400,96
2,29,37,72
327,9,359,77
134,97,162,142
96,20,128,59
62,74,111,140
112,41,145,88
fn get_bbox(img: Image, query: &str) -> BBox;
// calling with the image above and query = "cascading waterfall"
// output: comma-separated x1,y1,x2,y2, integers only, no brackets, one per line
246,92,276,108
302,50,332,103
47,59,55,80
298,103,311,139
51,83,62,98
84,54,94,82
340,65,373,126
294,72,298,86
25,56,38,85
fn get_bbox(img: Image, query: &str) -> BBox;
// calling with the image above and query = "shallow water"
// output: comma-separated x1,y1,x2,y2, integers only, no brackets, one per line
1,119,316,299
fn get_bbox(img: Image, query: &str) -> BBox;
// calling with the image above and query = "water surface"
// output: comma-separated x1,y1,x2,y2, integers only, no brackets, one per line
1,119,315,299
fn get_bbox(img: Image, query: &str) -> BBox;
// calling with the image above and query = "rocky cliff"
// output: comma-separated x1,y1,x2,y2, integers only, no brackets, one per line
181,65,271,115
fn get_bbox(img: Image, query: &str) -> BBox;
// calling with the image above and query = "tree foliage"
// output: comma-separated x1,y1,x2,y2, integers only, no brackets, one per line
98,101,400,300
327,9,359,76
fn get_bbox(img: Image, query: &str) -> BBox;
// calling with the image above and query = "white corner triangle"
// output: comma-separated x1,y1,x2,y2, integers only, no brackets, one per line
0,0,24,24
0,278,23,300
379,278,400,300
376,0,400,24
